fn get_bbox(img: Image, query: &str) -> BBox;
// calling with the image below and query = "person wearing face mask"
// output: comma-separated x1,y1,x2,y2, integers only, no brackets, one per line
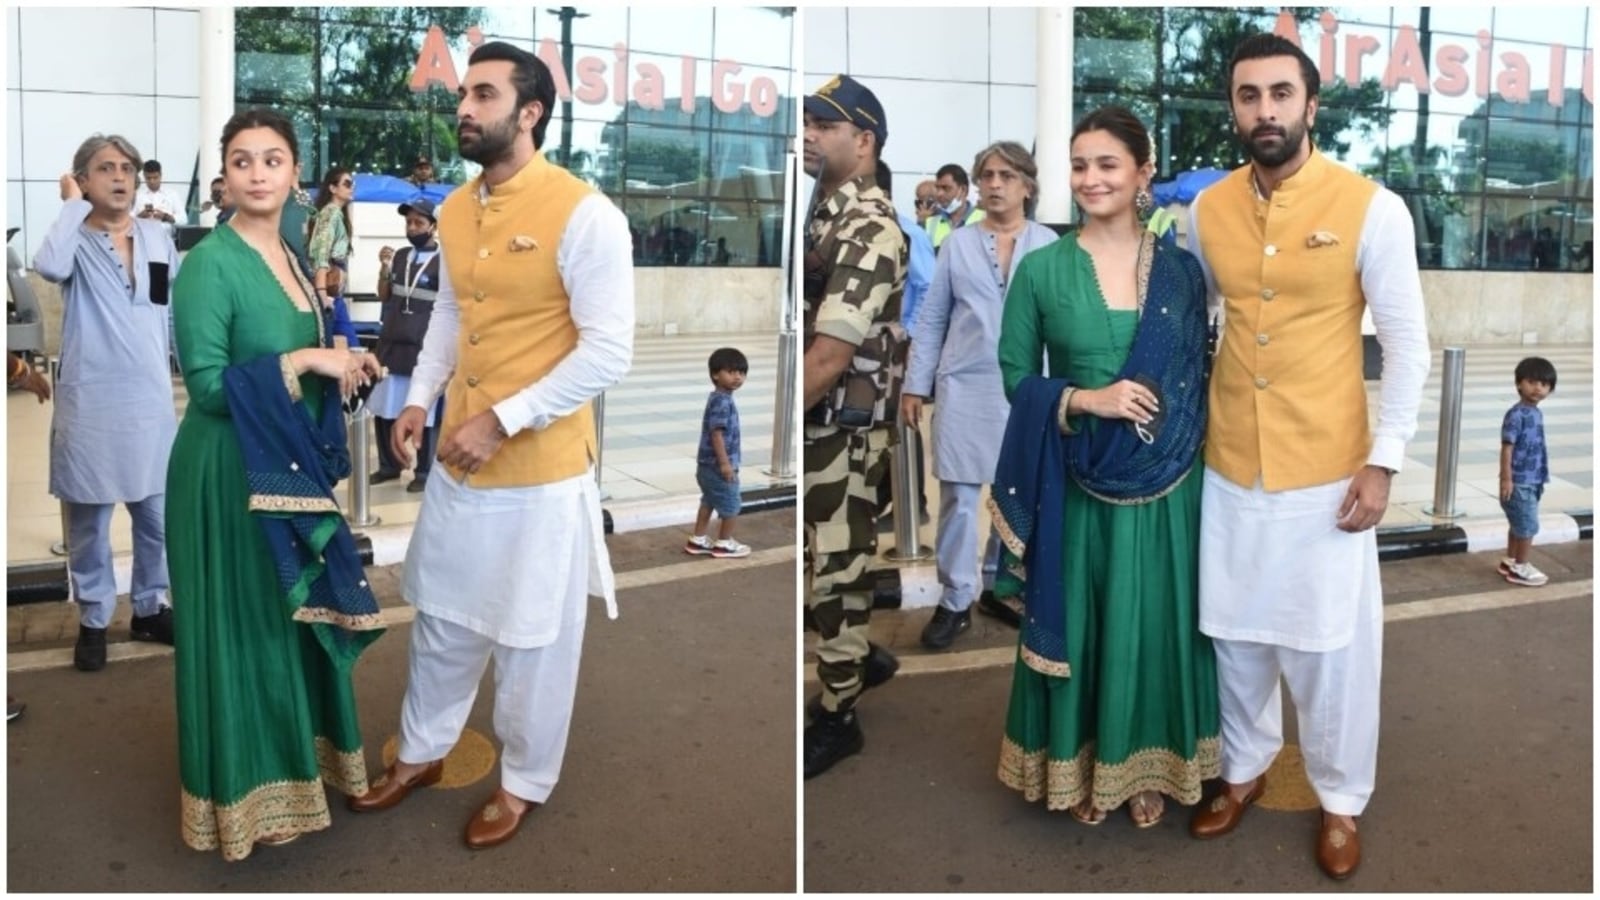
371,197,444,493
923,163,986,250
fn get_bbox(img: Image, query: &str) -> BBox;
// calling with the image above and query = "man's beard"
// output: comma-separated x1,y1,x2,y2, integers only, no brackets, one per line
1240,116,1309,169
458,111,521,166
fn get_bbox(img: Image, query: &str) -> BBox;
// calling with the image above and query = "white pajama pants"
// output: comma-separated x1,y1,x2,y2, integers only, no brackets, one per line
1212,603,1384,816
396,585,590,805
934,481,1003,612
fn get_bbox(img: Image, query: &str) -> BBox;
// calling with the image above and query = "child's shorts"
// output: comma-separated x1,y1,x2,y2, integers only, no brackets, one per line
697,463,742,519
1500,482,1544,539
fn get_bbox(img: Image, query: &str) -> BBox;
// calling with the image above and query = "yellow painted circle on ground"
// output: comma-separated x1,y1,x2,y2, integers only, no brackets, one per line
1257,744,1320,811
380,729,497,790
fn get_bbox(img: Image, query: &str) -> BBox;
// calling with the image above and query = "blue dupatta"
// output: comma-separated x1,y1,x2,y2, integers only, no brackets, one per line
222,350,384,671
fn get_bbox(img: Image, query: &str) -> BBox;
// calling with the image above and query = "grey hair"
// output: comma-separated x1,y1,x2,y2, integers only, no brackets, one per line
971,141,1039,218
72,134,143,180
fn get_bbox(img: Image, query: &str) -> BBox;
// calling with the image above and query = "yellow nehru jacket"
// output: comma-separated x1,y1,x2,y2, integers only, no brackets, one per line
1197,149,1379,492
436,153,597,487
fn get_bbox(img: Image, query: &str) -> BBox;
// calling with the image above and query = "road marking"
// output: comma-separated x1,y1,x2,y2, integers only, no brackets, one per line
803,578,1594,682
8,545,796,673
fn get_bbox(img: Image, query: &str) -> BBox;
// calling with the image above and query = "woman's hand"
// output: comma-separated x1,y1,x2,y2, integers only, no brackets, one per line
291,348,382,398
1078,379,1159,424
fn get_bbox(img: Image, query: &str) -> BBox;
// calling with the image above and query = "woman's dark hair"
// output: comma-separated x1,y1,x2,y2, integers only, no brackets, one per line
468,41,557,150
220,108,300,164
1514,356,1558,390
1070,105,1154,169
1229,33,1321,100
316,165,354,237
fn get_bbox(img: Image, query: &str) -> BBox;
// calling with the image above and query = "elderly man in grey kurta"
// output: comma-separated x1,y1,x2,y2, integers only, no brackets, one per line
33,134,179,672
901,141,1058,650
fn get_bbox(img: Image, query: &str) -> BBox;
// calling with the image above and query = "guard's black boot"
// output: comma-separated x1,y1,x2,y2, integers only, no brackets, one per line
803,707,863,779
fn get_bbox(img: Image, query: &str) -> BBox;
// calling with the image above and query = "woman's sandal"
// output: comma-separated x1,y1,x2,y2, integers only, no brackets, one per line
1069,800,1107,826
257,832,301,847
1128,792,1165,829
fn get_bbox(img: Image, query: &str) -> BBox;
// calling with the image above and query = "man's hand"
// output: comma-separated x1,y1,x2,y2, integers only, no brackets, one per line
59,174,82,202
390,405,428,469
900,394,925,429
1499,477,1514,502
437,409,508,475
720,460,735,483
1336,465,1393,533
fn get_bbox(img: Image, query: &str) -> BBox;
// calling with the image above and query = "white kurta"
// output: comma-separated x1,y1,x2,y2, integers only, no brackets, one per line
400,190,635,645
1188,183,1430,647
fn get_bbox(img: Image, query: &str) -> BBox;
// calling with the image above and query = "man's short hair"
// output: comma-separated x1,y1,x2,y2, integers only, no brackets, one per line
72,135,142,181
1229,33,1321,100
467,41,557,150
142,159,162,174
1515,356,1558,389
875,160,894,199
935,164,969,187
708,347,749,375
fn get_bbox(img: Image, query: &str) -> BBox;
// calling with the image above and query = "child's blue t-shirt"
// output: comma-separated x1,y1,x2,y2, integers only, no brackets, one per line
698,390,741,469
1501,402,1548,486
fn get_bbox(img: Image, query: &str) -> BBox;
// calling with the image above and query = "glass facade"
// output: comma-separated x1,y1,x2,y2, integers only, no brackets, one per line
235,6,796,267
1074,6,1594,272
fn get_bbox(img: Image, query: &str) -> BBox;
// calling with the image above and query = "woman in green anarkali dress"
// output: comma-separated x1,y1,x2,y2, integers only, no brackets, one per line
169,109,384,860
994,107,1220,828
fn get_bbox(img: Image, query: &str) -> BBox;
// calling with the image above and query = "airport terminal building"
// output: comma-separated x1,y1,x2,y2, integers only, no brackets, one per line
805,6,1594,345
6,5,799,338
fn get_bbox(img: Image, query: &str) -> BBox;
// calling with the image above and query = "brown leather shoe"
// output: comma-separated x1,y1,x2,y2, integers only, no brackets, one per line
346,759,444,813
1189,776,1266,839
1316,813,1361,880
464,788,539,850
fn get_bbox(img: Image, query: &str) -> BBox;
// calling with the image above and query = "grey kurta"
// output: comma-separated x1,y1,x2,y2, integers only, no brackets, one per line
905,221,1057,483
34,198,179,503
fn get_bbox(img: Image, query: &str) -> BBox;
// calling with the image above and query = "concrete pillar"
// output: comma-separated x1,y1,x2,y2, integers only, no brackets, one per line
197,6,235,227
1034,7,1073,229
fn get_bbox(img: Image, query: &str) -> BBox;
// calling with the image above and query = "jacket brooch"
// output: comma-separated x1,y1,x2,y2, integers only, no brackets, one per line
1306,231,1341,249
509,235,539,252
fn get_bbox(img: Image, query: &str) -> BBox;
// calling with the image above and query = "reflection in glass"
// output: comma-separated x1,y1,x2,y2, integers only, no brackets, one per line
713,6,795,69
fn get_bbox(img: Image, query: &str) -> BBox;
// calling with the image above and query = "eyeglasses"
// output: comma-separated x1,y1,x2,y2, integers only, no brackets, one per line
915,198,936,208
338,180,354,188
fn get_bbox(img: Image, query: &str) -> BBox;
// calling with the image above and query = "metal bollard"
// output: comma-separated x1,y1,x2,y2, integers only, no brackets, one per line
593,391,609,500
51,500,70,557
766,328,798,480
345,405,381,528
1424,346,1465,519
883,419,931,561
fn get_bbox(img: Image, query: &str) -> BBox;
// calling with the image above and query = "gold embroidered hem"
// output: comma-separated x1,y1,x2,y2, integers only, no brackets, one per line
986,494,1026,559
181,778,333,862
248,494,340,513
278,353,302,402
294,607,386,632
315,735,370,796
1020,643,1070,677
998,734,1220,811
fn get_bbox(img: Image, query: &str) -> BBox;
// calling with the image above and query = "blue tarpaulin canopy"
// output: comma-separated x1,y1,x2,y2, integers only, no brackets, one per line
1151,168,1229,207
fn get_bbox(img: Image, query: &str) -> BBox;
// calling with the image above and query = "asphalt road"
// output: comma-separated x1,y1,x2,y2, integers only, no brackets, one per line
6,509,799,893
803,542,1594,893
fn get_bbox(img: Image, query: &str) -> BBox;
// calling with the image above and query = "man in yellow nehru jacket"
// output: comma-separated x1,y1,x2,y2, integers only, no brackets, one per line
346,42,634,850
1184,34,1429,881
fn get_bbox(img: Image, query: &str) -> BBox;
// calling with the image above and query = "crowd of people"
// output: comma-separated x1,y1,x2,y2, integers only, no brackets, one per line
801,31,1434,882
18,41,634,861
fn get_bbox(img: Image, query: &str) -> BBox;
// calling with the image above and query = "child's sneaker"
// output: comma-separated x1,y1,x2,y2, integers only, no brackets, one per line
1497,557,1514,576
710,539,751,559
1504,560,1549,586
684,535,714,556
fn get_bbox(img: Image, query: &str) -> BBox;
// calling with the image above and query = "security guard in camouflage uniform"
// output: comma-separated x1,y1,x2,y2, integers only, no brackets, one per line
801,75,909,779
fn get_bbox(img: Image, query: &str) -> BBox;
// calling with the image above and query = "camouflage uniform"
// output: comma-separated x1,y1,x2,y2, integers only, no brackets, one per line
804,174,908,714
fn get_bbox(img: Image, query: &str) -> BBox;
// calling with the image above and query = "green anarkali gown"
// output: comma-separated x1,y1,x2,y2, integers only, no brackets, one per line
168,224,368,861
995,233,1220,812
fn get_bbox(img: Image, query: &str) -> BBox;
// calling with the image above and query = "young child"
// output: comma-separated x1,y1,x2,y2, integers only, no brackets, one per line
1498,356,1556,586
686,347,751,559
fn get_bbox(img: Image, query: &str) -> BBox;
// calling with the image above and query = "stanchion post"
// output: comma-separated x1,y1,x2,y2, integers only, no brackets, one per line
345,405,381,528
593,391,609,500
1424,346,1465,520
883,419,930,561
766,329,798,480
